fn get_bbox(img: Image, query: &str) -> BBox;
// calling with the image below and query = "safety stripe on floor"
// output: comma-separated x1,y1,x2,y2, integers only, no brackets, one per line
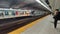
8,15,49,34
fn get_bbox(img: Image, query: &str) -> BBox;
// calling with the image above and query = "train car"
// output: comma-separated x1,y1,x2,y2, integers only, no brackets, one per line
0,0,52,19
0,8,50,19
0,8,33,19
29,10,50,16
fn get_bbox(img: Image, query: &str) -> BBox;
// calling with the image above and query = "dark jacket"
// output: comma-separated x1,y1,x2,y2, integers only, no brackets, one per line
53,12,60,20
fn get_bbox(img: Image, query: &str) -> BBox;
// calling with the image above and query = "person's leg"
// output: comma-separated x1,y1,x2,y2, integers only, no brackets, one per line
54,19,58,28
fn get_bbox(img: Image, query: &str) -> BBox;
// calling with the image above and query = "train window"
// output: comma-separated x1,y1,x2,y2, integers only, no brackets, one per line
12,11,15,15
5,10,9,15
0,11,4,17
8,10,14,16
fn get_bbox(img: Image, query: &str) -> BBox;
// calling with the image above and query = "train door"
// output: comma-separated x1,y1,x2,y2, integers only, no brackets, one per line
5,10,9,16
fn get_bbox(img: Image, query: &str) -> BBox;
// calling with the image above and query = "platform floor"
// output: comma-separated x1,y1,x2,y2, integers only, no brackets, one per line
21,15,60,34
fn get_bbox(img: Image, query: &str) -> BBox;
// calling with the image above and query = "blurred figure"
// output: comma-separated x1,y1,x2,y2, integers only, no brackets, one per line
31,11,35,14
53,9,60,28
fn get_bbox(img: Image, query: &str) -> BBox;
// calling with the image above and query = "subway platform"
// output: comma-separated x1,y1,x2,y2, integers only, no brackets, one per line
9,15,60,34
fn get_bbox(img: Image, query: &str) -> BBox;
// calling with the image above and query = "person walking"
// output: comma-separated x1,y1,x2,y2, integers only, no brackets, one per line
53,9,60,28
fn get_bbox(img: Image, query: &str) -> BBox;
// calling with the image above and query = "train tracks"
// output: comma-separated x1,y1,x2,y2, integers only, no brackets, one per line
0,15,47,34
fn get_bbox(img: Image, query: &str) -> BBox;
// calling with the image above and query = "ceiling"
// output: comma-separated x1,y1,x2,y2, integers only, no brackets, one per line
0,0,36,8
0,0,50,11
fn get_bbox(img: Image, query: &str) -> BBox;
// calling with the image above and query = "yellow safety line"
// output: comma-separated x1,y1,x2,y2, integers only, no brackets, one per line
8,15,49,34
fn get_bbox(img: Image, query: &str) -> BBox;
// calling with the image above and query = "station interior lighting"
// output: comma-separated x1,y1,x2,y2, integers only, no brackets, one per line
36,0,51,11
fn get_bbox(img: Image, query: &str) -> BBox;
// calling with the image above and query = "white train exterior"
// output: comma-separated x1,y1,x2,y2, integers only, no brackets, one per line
0,8,49,19
0,8,33,19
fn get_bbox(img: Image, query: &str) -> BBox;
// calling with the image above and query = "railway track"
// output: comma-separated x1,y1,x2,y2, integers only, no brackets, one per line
0,15,47,34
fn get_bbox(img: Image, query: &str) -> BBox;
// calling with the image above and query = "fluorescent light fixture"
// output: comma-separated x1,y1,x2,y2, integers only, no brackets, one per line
36,0,51,11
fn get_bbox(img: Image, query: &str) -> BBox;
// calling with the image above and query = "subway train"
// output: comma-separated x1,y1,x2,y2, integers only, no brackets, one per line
0,8,50,19
0,0,52,19
0,8,31,19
